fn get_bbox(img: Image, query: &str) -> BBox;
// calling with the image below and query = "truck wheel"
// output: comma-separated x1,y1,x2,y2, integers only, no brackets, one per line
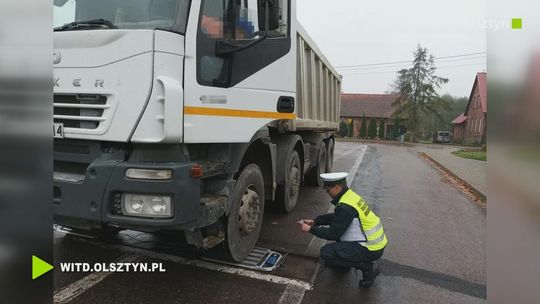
224,164,265,262
306,143,327,186
326,139,334,173
278,150,301,213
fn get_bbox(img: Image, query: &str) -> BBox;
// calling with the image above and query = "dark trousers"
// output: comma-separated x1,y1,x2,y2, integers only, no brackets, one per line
320,241,384,269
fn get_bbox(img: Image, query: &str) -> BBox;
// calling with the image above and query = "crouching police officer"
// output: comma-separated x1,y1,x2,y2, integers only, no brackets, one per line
298,172,387,288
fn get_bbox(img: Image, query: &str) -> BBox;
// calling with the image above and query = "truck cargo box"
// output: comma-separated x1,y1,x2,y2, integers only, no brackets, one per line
293,24,342,131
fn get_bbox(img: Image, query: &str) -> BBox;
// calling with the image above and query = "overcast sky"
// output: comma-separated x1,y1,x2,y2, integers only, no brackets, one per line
297,0,487,97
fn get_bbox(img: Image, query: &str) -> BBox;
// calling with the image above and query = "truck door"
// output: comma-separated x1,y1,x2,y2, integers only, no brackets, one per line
183,0,296,143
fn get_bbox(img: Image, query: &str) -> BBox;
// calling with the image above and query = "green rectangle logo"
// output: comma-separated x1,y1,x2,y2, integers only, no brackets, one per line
512,18,522,29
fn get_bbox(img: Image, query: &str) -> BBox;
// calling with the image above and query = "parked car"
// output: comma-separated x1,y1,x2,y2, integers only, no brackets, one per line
433,131,451,144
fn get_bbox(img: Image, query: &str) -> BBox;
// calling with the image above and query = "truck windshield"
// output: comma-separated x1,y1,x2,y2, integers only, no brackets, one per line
54,0,190,33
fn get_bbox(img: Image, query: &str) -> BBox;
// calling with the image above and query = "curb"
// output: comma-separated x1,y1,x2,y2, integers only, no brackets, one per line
336,138,414,147
419,152,487,202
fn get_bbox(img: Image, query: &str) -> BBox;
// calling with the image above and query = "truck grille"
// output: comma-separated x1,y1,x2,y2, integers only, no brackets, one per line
54,94,109,130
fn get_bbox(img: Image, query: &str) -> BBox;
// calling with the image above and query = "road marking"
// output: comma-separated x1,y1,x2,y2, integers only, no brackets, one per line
277,285,306,304
53,254,141,304
345,144,367,187
70,238,312,291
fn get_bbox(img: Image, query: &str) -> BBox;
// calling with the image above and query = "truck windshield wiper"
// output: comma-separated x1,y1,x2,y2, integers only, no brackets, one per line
54,19,118,32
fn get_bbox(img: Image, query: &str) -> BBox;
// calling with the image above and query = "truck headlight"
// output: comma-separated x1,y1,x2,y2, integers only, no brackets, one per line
121,194,172,218
125,168,172,180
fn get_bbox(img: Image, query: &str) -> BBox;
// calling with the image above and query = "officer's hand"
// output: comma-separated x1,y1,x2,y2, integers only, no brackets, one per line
303,219,315,226
299,223,311,232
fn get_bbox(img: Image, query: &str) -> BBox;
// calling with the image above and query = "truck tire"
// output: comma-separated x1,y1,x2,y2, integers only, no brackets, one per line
326,139,334,173
277,150,301,213
224,164,265,262
306,142,327,186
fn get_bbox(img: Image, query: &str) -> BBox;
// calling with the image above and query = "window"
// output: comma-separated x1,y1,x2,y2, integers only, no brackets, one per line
479,118,483,133
197,0,291,87
54,0,191,33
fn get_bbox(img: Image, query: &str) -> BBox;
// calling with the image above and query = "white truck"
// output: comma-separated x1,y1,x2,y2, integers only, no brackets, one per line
53,0,341,261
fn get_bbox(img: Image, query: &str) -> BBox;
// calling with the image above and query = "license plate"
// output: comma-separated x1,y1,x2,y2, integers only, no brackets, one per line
53,123,64,139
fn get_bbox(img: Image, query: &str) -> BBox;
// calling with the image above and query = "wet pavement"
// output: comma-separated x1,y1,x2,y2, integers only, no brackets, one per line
53,141,486,304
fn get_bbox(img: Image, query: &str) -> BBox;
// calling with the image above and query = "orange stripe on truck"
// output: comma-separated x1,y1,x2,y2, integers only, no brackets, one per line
184,106,296,120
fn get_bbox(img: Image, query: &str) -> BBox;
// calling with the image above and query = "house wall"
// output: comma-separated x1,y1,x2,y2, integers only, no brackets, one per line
465,88,486,145
353,117,361,137
453,124,466,142
339,116,390,139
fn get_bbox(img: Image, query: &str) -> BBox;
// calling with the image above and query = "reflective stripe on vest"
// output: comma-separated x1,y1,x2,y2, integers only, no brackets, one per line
338,189,387,251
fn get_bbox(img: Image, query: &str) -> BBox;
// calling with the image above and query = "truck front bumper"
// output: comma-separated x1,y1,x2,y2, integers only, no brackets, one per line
54,159,227,232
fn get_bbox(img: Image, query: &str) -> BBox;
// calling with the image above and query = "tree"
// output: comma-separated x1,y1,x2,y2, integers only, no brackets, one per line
378,119,385,139
368,117,377,139
416,94,467,139
339,120,349,137
391,45,449,142
359,114,367,138
392,117,401,139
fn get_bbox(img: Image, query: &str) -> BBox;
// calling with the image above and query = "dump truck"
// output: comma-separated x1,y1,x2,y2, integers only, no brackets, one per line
53,0,341,261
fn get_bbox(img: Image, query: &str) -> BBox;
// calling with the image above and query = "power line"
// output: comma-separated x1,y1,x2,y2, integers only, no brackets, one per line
338,55,486,72
340,61,486,76
337,54,486,71
335,52,486,69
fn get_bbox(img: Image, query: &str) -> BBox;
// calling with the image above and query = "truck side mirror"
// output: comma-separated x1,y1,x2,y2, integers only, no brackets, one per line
257,0,281,31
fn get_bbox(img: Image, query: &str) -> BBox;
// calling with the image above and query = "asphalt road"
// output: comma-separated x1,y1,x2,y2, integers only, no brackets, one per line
53,141,486,304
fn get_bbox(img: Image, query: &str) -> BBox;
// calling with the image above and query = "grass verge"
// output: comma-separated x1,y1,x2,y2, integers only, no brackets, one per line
451,150,487,161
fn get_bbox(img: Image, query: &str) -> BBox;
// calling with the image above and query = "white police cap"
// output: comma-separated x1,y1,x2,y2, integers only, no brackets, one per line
320,172,348,187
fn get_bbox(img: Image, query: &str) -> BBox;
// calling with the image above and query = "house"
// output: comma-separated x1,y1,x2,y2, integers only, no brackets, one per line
451,72,487,144
451,113,467,142
340,93,402,139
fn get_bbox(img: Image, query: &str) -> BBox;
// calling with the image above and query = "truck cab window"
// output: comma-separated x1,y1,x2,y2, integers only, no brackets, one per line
197,0,291,87
239,0,288,39
53,0,191,33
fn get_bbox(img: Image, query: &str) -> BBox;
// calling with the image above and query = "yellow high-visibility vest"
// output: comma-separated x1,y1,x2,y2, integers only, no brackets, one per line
339,189,387,251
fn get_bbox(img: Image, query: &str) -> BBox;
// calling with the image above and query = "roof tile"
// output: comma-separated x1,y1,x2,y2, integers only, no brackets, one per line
340,94,400,118
451,112,467,124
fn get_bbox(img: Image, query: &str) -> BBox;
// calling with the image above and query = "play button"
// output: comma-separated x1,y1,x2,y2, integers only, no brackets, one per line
32,255,53,280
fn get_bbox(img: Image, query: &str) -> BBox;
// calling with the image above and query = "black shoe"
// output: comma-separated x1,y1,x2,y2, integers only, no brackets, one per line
359,261,381,288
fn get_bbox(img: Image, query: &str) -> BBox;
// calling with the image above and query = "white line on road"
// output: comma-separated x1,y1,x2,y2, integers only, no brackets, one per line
53,254,141,304
346,144,368,187
277,285,306,304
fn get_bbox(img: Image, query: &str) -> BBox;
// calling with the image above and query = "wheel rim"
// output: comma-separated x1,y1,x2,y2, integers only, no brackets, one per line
238,185,261,236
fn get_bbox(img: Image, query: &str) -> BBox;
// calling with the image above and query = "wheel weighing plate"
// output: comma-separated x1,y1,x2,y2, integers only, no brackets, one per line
202,247,284,272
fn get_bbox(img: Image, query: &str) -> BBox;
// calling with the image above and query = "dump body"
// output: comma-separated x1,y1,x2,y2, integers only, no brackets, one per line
294,24,341,131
